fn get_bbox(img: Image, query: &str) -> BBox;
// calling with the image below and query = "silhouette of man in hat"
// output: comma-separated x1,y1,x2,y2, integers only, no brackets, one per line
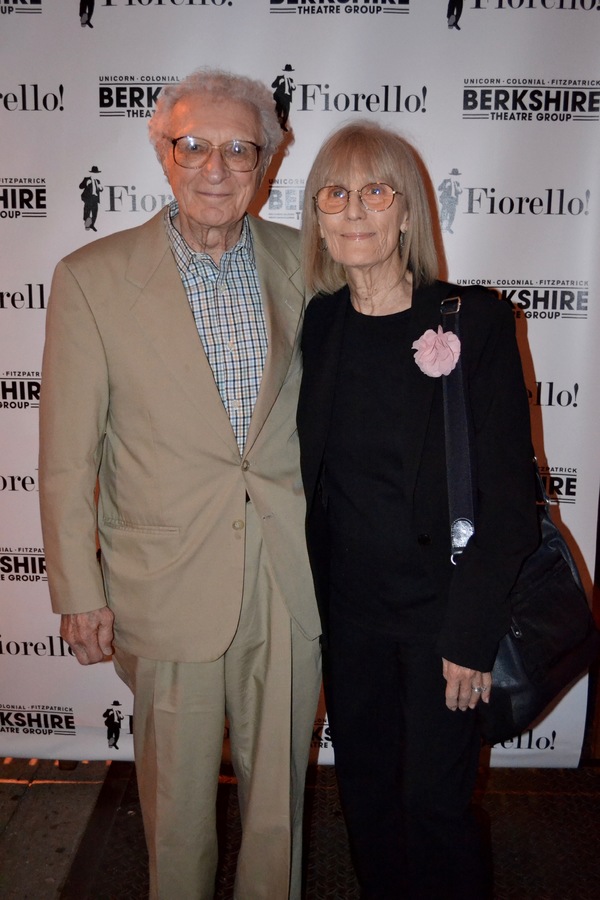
271,64,296,132
103,700,124,749
79,0,95,28
79,165,103,232
447,0,463,30
438,168,463,234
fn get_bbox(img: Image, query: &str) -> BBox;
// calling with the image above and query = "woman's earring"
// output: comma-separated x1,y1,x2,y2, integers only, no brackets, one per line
320,238,328,252
399,230,406,253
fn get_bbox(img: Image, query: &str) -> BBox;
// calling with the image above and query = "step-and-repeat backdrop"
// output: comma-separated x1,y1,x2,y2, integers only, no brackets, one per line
1,1,598,768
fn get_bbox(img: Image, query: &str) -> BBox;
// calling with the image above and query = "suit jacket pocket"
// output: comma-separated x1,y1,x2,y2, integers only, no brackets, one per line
100,519,181,595
102,517,180,536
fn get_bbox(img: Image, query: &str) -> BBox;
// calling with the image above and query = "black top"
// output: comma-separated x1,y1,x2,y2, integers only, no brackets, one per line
323,299,439,636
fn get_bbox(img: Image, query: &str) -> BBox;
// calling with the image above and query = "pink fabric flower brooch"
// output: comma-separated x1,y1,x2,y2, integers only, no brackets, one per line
412,326,461,377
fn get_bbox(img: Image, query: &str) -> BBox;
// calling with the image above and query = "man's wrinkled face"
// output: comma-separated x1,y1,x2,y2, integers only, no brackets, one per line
164,95,264,237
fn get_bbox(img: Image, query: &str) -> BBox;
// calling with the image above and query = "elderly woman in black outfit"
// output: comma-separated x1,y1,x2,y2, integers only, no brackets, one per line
297,122,539,899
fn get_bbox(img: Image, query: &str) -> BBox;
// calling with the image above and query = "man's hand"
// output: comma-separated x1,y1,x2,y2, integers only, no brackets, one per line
442,658,492,711
60,607,115,665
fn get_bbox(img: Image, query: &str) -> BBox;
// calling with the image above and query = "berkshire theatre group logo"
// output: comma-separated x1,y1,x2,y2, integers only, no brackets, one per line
0,698,132,745
0,704,75,738
312,717,333,751
538,465,579,505
538,465,577,506
0,0,42,16
268,177,305,224
98,75,178,118
269,0,409,16
463,78,600,123
501,280,589,322
0,547,46,582
0,178,47,221
456,278,589,323
0,370,40,410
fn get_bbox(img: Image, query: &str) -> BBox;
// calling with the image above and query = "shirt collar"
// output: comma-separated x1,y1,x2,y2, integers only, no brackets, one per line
164,200,255,270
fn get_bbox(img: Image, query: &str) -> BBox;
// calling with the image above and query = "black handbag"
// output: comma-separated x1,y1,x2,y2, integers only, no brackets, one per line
441,296,600,746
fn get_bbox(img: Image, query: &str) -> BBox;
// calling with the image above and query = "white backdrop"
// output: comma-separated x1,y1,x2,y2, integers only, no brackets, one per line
1,0,598,768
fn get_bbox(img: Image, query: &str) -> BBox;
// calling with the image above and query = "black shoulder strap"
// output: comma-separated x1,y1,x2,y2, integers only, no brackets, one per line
441,296,476,562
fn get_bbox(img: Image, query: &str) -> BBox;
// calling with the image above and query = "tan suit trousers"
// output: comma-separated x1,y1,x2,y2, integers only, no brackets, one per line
114,502,321,900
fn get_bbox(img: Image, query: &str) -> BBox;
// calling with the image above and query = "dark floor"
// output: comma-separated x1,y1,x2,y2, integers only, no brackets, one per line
59,762,600,900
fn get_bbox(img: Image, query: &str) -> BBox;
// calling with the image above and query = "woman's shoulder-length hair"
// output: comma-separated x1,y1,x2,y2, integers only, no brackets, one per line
301,121,439,297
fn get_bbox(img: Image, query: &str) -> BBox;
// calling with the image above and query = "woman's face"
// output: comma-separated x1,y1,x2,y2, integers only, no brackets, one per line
316,166,409,275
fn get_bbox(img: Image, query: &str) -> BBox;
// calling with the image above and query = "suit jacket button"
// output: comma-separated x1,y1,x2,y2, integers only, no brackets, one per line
417,533,431,545
242,460,250,471
232,520,245,531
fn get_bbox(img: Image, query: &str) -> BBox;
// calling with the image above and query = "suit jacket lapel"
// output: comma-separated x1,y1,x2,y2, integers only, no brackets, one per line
126,210,240,456
244,216,305,453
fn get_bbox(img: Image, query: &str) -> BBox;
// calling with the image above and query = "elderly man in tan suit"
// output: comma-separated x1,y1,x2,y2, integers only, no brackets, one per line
39,69,321,900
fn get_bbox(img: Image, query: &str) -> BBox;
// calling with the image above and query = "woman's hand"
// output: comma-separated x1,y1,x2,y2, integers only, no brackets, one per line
442,658,492,711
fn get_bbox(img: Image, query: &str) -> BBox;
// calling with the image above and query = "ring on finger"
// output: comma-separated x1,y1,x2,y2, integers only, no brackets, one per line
471,686,483,694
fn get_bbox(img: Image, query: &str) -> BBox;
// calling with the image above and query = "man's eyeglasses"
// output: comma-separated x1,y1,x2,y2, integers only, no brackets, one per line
314,182,401,215
170,136,262,172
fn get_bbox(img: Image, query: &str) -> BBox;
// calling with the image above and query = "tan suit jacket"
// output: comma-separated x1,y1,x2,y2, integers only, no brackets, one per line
39,208,321,662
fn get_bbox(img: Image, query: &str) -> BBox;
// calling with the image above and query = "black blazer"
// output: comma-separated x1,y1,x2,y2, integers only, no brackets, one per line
297,280,540,672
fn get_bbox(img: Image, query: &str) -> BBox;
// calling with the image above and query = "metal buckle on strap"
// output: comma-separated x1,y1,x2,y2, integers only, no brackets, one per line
450,517,474,565
441,296,462,317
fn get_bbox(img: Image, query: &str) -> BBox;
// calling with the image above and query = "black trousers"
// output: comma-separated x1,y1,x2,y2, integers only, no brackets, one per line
325,612,491,900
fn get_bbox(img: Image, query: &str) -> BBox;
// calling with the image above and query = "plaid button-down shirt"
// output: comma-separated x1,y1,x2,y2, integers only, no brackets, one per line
165,201,268,454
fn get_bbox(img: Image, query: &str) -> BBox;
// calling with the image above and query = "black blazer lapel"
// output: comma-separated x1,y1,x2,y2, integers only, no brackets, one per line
297,287,349,508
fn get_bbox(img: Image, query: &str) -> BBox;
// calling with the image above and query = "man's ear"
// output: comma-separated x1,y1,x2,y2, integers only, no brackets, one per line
259,155,274,184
